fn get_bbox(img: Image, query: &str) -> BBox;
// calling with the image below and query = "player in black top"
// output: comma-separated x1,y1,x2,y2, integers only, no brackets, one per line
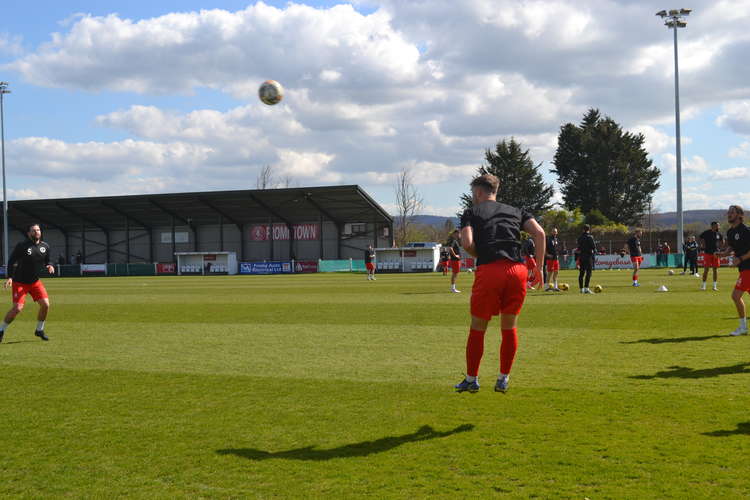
544,228,561,291
700,222,724,290
625,230,644,287
364,245,376,281
0,223,55,343
448,230,462,293
454,174,545,394
682,235,699,276
577,225,596,293
718,206,750,335
439,246,449,276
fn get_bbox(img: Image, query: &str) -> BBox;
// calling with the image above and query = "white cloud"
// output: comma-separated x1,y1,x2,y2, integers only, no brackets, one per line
717,101,750,135
710,167,750,180
729,141,750,159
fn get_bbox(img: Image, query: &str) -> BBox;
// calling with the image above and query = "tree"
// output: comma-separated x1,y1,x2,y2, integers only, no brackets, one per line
394,168,424,247
460,138,554,215
552,108,660,225
256,165,275,189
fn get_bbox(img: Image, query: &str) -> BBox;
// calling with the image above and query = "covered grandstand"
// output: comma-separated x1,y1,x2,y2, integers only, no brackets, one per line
3,185,393,268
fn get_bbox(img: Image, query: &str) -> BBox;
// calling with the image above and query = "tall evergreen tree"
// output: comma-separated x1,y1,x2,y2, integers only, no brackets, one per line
460,138,554,215
552,109,660,225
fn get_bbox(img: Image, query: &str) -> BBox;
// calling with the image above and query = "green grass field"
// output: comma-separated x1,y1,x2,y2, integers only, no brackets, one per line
1,268,749,499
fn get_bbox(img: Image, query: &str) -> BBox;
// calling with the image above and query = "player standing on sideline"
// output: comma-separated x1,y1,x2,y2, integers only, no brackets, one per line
448,230,462,293
454,174,545,393
364,245,376,281
626,230,644,287
440,245,449,276
577,225,596,294
700,222,724,291
0,224,54,343
545,228,560,291
683,235,699,276
717,206,750,336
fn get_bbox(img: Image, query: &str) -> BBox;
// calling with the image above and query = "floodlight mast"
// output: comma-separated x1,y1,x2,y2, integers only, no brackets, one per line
0,81,9,268
656,8,690,260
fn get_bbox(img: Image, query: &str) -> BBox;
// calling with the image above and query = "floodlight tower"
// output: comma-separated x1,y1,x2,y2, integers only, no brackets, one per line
0,81,9,266
656,8,691,259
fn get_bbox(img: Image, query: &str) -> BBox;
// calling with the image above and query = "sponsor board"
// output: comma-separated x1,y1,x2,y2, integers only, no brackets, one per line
156,263,176,274
294,260,318,273
250,223,320,241
697,254,733,267
81,264,107,274
239,261,293,275
592,254,656,269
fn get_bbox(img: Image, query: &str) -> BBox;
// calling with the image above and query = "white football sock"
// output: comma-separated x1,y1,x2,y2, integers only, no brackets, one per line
465,375,476,383
740,318,747,329
0,322,7,332
36,320,45,331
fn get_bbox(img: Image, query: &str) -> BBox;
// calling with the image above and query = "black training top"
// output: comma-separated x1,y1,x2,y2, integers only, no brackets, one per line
546,235,559,259
449,240,461,261
700,229,723,254
523,237,535,257
684,241,699,255
727,223,750,271
577,232,596,258
364,249,375,264
7,239,51,284
627,236,642,257
460,200,532,267
440,247,449,260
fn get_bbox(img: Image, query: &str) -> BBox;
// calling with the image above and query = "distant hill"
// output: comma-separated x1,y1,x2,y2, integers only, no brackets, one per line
407,210,726,229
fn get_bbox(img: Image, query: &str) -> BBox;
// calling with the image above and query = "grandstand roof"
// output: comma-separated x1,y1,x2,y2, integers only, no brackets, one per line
6,185,392,232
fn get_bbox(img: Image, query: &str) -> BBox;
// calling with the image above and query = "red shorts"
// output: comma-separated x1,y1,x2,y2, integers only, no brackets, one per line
441,260,449,269
546,259,560,272
12,280,48,305
631,256,643,265
525,257,537,270
450,260,461,274
365,262,375,271
703,254,719,268
735,270,750,292
471,260,528,319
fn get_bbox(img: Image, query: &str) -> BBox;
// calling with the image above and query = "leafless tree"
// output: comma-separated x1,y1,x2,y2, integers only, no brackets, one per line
256,165,275,189
394,168,424,246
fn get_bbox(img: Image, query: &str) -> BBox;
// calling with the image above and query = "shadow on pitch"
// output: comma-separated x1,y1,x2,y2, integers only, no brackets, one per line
1,340,40,345
703,422,750,437
621,334,728,344
630,363,750,380
216,424,474,461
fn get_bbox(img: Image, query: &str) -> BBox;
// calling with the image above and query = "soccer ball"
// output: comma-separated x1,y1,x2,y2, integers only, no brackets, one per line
668,269,675,275
259,80,284,105
560,283,569,291
594,284,603,293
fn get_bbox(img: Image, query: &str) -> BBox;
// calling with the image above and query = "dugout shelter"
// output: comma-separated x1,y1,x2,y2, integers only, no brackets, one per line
3,186,393,269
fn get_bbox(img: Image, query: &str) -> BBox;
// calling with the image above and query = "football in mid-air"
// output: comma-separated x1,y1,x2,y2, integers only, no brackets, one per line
560,283,569,291
594,284,603,293
259,80,284,105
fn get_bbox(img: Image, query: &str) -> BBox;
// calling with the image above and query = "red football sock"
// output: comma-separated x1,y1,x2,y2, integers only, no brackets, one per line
633,273,639,281
466,329,485,377
500,328,518,375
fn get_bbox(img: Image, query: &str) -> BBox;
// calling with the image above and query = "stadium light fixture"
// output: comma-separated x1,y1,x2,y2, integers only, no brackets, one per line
657,9,690,258
0,81,9,269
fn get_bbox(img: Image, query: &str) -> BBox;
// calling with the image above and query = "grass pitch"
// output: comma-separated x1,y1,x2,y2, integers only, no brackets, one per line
1,268,749,499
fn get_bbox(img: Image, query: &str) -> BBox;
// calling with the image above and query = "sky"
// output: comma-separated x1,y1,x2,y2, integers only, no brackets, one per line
2,0,750,217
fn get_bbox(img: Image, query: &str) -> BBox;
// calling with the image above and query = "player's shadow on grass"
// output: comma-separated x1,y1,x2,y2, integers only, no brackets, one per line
703,422,750,437
1,340,39,345
216,424,474,461
621,334,728,344
630,363,750,380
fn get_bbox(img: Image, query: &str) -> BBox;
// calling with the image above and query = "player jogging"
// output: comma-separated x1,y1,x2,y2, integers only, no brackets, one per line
0,224,54,343
683,235,699,276
700,221,724,291
440,245,449,276
364,245,376,281
545,227,561,291
577,225,596,294
717,206,750,336
626,230,644,287
448,230,462,293
454,174,545,394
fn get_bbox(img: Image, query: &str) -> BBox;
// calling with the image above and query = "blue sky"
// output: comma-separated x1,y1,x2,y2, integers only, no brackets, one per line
2,0,750,216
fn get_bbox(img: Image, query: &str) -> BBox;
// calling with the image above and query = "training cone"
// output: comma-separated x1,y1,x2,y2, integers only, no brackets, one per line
657,285,668,292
